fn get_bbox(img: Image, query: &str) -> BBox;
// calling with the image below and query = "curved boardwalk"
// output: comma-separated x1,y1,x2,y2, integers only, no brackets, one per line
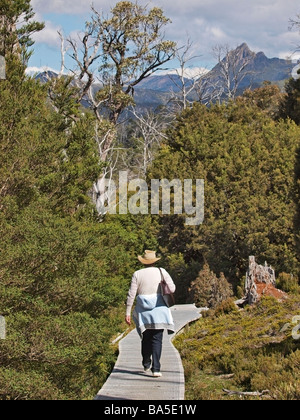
95,305,201,401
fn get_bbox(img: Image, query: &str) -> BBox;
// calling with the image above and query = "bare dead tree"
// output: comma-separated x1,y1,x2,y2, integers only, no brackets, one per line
164,37,226,110
128,107,170,177
67,17,103,105
289,14,300,34
170,38,203,110
66,3,176,134
288,15,300,60
164,38,211,112
194,73,224,105
57,30,69,78
212,44,255,101
0,54,5,79
55,2,176,215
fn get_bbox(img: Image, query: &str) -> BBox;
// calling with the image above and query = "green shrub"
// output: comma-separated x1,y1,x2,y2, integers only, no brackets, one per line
277,273,300,294
189,264,233,308
213,298,239,317
175,296,300,400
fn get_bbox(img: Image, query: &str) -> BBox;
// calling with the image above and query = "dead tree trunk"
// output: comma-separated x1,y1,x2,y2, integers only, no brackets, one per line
245,256,276,304
235,256,287,307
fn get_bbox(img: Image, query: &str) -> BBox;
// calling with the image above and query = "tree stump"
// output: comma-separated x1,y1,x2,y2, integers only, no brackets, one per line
235,256,287,307
245,256,276,304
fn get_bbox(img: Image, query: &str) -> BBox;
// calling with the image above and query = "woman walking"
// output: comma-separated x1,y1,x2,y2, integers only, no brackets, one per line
125,250,176,378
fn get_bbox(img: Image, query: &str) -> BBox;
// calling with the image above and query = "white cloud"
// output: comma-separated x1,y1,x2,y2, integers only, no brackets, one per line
156,67,209,79
210,27,227,41
30,0,300,67
32,20,61,47
25,66,59,76
31,0,110,15
154,0,300,59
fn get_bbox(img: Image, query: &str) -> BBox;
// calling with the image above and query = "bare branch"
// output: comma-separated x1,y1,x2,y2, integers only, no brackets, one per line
53,3,176,215
57,30,69,78
163,37,210,111
212,44,255,101
128,107,171,176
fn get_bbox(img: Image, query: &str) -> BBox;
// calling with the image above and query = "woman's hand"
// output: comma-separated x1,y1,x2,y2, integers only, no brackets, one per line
125,315,131,326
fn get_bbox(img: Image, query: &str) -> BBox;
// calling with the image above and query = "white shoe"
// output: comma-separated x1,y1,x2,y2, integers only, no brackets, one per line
152,372,162,378
144,367,151,372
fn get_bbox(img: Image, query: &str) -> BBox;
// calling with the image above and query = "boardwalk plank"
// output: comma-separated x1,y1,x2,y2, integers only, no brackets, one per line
95,305,201,401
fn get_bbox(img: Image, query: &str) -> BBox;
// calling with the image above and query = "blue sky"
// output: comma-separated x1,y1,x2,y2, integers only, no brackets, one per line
28,0,300,73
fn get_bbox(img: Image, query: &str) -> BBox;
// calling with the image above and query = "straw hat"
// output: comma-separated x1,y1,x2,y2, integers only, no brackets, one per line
138,250,161,265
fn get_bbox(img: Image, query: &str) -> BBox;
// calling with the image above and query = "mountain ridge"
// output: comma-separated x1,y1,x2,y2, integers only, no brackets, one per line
30,43,295,111
135,43,294,94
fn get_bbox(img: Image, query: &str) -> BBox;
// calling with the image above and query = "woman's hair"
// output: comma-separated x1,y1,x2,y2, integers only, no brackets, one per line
144,262,157,267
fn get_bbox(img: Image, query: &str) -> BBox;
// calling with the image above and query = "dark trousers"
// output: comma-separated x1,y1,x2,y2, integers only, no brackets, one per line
142,329,164,373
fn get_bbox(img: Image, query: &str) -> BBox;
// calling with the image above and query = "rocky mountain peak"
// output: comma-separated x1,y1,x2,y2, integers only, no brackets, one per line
236,42,253,57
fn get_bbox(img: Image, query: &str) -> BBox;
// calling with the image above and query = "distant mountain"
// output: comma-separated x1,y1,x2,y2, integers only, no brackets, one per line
136,74,185,93
134,44,294,98
208,43,294,91
31,44,295,112
136,67,209,93
133,44,295,107
34,70,58,84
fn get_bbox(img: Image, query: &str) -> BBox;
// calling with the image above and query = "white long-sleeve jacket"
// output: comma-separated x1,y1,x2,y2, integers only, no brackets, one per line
126,267,176,316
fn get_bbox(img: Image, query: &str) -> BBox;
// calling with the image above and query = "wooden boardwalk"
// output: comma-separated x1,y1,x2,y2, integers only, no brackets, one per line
95,305,201,401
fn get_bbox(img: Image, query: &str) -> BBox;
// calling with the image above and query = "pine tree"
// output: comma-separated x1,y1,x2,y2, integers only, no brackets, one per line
0,0,44,61
280,74,300,125
149,100,300,289
0,2,164,400
0,0,129,399
189,264,233,308
0,54,106,399
189,264,217,308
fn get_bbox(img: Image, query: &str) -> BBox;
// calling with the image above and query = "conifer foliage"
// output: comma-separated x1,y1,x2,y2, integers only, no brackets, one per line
0,0,44,61
150,100,300,286
0,1,152,400
189,264,233,308
0,55,101,400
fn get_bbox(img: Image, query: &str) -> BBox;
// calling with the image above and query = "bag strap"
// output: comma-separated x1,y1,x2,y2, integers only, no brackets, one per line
158,268,165,297
158,267,165,284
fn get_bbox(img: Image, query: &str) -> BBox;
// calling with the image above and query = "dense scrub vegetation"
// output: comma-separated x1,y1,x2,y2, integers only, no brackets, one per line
0,60,158,398
0,3,158,399
174,296,300,400
150,96,300,293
